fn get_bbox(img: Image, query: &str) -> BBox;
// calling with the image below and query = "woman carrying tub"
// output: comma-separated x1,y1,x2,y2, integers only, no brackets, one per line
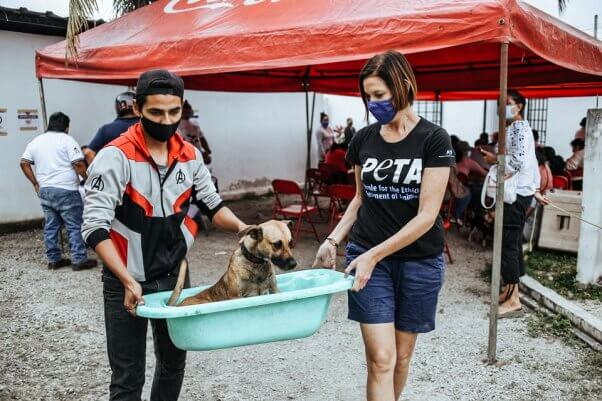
313,51,454,401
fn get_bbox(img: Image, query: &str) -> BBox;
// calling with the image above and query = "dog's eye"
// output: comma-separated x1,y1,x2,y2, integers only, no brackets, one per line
288,240,293,248
272,240,283,250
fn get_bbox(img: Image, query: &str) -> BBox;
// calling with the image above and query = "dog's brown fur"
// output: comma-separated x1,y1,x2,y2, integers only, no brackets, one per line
167,220,296,307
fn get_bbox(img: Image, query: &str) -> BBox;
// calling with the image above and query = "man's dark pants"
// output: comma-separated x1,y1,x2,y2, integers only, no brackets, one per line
103,272,189,401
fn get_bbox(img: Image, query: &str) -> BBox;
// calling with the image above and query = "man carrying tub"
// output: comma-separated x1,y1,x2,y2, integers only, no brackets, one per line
82,69,247,401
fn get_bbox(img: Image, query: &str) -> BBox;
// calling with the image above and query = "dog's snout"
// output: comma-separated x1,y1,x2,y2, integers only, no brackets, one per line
286,259,297,269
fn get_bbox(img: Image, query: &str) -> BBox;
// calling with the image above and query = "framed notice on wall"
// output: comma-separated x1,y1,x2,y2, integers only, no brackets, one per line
17,109,39,132
0,108,7,136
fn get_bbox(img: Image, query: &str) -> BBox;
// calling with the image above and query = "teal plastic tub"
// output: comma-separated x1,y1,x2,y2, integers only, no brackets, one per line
136,269,354,351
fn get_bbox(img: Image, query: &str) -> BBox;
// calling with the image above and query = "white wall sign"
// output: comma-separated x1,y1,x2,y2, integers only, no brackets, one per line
17,109,39,132
0,108,7,136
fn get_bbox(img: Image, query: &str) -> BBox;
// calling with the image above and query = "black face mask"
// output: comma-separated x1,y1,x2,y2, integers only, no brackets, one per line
141,116,180,142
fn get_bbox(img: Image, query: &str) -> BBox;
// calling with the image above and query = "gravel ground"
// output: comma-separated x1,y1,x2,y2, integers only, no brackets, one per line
0,196,600,401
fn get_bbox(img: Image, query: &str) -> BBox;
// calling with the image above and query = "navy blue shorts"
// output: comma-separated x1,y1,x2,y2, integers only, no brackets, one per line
345,242,445,333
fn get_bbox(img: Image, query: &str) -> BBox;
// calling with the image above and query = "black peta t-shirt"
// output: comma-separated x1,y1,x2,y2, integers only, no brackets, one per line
346,118,455,260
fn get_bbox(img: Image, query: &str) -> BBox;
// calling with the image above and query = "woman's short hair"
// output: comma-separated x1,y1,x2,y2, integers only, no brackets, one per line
507,89,527,117
359,51,418,119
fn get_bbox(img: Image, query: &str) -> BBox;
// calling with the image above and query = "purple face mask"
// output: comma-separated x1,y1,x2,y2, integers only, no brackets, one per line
368,99,397,124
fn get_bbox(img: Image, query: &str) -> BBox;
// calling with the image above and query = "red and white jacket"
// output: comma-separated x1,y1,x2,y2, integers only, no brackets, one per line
82,122,222,282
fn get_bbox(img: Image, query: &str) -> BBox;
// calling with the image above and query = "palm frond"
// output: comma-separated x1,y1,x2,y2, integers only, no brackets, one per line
113,0,155,17
558,0,568,13
66,0,99,62
66,0,156,62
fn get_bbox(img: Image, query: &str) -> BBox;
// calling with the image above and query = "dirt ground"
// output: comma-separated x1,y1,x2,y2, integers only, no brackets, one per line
0,196,600,401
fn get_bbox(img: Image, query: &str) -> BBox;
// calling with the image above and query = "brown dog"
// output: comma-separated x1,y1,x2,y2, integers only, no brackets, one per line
167,220,297,307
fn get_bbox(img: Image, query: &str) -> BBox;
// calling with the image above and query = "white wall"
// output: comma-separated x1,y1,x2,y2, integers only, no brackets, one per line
545,97,597,158
442,100,487,145
0,30,320,224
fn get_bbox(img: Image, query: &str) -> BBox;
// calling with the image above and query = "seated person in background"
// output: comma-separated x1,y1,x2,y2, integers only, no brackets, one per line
448,165,471,227
532,129,543,149
541,146,565,176
566,138,585,190
536,148,553,194
455,141,488,178
450,134,460,148
523,147,554,240
489,131,498,147
472,137,493,170
574,117,586,140
479,132,489,144
324,143,350,184
565,138,585,171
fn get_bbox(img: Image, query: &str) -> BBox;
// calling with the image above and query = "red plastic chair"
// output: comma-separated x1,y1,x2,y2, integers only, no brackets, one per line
552,175,569,190
327,185,356,232
272,179,320,246
305,168,330,217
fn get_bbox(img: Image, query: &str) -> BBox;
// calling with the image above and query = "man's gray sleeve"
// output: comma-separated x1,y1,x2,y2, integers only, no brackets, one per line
81,146,130,249
192,148,223,219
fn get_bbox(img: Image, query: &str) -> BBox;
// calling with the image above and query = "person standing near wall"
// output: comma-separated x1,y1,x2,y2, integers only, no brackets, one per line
82,69,247,401
20,112,98,271
344,117,356,145
178,100,212,165
84,92,139,165
316,112,335,162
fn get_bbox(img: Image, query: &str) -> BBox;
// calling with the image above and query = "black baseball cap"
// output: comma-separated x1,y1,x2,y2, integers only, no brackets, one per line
135,69,184,99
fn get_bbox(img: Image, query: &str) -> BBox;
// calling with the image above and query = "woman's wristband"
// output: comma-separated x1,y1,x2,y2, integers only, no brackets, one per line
326,237,339,248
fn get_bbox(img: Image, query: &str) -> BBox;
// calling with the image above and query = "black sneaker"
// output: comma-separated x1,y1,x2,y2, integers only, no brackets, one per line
48,258,71,270
72,259,98,271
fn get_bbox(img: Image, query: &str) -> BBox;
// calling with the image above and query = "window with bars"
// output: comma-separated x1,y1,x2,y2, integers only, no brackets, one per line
526,98,548,145
414,100,443,126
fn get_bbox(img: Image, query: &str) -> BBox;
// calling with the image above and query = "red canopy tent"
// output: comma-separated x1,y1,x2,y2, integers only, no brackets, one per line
36,0,602,99
35,0,602,363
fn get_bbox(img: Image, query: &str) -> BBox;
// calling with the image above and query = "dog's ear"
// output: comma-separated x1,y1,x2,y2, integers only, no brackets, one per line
282,220,294,232
238,225,263,241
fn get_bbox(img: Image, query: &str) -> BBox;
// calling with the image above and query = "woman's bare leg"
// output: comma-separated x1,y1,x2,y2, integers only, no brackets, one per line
361,323,397,401
393,331,418,400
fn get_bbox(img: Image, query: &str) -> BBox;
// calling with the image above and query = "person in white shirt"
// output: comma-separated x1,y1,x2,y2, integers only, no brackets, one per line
481,90,545,318
20,112,97,271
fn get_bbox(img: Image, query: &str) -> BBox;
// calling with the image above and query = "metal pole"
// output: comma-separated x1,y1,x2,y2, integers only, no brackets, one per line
38,78,48,131
482,100,487,133
487,41,509,364
594,14,598,39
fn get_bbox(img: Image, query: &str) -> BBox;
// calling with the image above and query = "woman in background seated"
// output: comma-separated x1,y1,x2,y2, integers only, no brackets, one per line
455,141,487,178
542,146,565,176
324,143,350,184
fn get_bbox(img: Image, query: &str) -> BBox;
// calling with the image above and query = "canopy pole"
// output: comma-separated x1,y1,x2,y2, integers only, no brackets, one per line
38,78,48,131
487,41,509,365
305,89,311,174
304,84,316,174
482,100,487,133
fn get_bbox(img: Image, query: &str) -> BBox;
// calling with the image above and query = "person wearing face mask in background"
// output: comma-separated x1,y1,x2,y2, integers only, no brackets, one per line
315,112,344,162
313,51,454,401
480,89,545,319
81,69,248,401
